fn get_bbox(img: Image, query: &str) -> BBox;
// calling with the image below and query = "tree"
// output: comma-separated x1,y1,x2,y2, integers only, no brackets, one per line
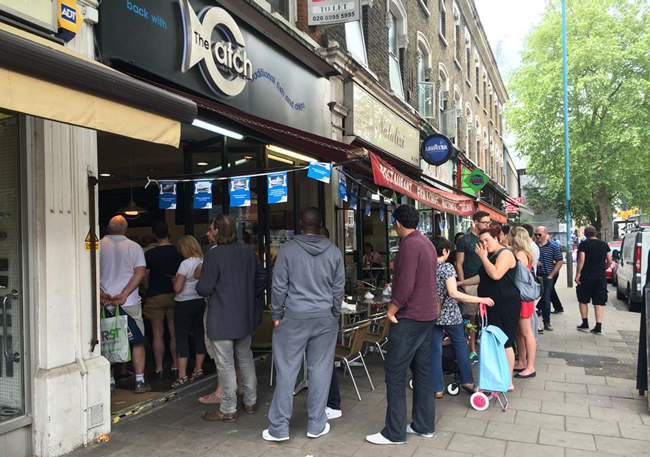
507,0,650,241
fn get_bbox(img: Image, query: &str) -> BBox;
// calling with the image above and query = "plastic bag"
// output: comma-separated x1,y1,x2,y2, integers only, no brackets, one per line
100,306,131,363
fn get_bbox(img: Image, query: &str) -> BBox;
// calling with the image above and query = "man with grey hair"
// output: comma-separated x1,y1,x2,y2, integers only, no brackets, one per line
535,226,563,332
100,215,149,394
575,226,611,335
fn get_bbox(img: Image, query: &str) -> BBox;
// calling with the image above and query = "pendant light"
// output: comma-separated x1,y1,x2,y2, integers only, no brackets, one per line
117,153,147,219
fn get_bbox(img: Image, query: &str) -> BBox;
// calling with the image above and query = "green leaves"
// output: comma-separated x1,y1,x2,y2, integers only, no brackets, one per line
507,0,650,233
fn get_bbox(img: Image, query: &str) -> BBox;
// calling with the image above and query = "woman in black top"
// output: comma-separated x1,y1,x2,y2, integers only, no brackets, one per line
459,226,520,391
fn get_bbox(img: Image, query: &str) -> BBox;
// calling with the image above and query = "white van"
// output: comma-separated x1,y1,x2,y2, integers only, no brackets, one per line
615,227,650,311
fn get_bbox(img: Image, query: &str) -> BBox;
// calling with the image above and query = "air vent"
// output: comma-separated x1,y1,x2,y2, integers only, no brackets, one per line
88,403,104,428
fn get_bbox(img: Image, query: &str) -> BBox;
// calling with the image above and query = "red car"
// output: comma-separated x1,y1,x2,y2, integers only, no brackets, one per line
607,241,621,284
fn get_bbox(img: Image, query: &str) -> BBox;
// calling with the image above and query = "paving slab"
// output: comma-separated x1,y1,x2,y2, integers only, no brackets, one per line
539,428,596,451
505,441,564,457
565,416,620,437
446,433,507,457
484,421,539,443
564,392,612,407
514,410,565,430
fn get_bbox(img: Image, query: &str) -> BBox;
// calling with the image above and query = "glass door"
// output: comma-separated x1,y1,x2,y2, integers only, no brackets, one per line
0,111,25,423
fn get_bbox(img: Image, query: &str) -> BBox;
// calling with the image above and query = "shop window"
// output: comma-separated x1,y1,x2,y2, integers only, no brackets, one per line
346,21,368,66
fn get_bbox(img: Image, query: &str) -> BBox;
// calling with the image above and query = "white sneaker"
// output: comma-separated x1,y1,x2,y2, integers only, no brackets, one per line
262,429,289,442
406,423,434,438
326,407,342,420
307,422,330,438
365,432,406,445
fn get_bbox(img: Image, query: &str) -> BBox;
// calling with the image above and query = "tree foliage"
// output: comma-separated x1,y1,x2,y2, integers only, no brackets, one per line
507,0,650,240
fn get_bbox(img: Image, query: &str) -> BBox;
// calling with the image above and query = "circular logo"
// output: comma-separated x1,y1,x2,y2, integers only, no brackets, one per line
420,134,453,166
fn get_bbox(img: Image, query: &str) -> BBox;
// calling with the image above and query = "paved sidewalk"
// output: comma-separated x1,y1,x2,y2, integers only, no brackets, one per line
69,275,650,457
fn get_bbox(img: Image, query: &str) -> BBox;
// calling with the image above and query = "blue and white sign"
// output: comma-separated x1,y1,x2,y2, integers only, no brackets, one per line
268,172,288,204
230,177,251,207
364,190,372,217
420,134,453,166
159,181,177,209
379,200,385,222
307,162,332,183
349,181,359,210
193,180,213,209
338,174,348,202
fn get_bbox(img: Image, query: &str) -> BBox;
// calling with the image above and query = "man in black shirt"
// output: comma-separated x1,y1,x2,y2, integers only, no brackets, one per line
575,226,612,335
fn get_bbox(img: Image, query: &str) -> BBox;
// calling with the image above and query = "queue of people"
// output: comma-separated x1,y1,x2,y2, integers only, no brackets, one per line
99,205,609,445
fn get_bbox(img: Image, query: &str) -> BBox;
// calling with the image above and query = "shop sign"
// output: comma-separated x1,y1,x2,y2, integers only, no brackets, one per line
506,197,523,213
308,0,361,26
365,190,372,217
345,83,420,167
349,181,359,210
180,0,252,97
464,169,489,192
369,152,474,216
338,174,348,202
0,0,56,32
420,134,453,166
478,203,507,224
159,181,178,209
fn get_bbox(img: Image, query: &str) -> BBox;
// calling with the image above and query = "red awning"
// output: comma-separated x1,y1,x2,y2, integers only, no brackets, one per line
478,202,507,224
369,152,474,216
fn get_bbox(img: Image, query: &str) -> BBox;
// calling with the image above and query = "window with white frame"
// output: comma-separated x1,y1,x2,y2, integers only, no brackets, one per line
475,119,481,166
388,0,407,98
439,0,446,40
465,104,473,160
453,4,461,62
483,128,488,172
268,0,293,22
482,69,487,107
439,64,449,112
345,21,368,66
465,29,471,81
474,52,480,97
489,83,493,120
417,33,434,119
453,86,462,145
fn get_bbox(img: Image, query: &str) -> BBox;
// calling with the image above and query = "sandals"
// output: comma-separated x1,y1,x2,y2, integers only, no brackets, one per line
199,392,221,404
190,370,205,382
171,376,190,388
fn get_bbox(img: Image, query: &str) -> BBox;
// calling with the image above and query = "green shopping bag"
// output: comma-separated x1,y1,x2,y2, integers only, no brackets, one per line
100,306,131,363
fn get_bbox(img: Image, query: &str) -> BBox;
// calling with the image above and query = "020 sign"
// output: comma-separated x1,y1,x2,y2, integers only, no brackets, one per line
179,0,253,97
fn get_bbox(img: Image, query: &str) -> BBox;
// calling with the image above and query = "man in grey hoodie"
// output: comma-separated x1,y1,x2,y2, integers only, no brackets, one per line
263,208,345,442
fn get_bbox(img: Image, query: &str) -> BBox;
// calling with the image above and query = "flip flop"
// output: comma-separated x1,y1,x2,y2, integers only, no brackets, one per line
460,383,476,394
198,392,221,404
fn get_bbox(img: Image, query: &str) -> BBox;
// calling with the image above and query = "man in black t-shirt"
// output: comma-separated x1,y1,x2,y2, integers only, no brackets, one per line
575,226,612,335
144,222,184,377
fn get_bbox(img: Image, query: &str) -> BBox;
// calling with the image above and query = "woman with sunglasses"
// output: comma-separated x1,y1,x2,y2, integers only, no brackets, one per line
459,225,520,391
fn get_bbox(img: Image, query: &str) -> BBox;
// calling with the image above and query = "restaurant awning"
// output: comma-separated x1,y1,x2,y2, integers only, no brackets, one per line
369,152,474,216
478,202,508,224
0,23,197,147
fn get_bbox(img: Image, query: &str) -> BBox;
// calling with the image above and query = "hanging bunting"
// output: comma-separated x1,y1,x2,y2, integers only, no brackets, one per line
230,177,251,207
365,190,372,217
379,199,385,222
159,181,177,209
439,213,449,231
338,174,348,202
349,181,359,210
268,172,288,204
193,180,213,209
307,162,332,183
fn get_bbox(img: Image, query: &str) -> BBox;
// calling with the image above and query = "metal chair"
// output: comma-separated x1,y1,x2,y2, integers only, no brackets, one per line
363,314,390,360
335,320,375,401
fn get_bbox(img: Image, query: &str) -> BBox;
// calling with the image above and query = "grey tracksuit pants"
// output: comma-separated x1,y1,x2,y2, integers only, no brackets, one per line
267,314,338,438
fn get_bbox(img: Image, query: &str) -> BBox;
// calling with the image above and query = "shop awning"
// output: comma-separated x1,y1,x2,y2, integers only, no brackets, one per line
369,152,474,216
0,23,197,147
478,202,508,224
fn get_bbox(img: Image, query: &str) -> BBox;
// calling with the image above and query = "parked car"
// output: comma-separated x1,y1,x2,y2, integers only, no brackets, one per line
607,241,621,284
615,229,650,311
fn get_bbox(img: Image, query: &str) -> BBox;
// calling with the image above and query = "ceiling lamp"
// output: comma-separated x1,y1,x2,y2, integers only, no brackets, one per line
117,154,147,219
267,145,316,163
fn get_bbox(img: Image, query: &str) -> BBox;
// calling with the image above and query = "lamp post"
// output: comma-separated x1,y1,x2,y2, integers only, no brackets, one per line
562,0,573,287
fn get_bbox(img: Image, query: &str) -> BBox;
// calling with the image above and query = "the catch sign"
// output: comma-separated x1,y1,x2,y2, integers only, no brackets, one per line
420,134,453,166
464,169,489,192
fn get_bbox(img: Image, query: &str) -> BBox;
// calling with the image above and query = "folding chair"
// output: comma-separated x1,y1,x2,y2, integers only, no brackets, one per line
335,320,375,401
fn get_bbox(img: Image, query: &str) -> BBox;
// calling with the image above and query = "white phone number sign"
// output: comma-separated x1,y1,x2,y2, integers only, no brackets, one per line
308,0,361,26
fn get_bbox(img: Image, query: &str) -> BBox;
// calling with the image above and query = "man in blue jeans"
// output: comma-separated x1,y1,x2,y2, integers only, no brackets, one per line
366,205,439,445
535,226,563,332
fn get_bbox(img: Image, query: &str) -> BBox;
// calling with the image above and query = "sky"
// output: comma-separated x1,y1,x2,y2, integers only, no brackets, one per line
473,0,547,168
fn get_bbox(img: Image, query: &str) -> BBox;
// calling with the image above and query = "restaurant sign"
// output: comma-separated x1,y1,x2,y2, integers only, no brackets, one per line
345,83,420,167
369,152,474,216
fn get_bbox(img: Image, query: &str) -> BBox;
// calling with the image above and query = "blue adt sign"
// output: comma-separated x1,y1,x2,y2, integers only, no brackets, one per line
420,134,453,166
